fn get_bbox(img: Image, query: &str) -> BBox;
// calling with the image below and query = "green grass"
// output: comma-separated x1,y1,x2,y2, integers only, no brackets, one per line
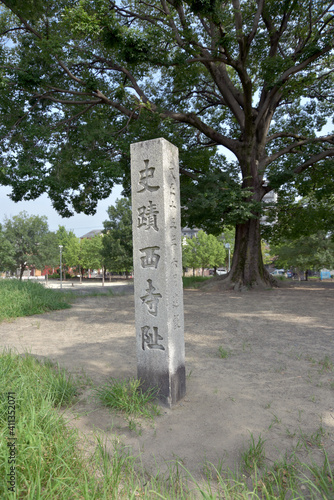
318,355,333,372
182,276,211,288
218,346,230,359
95,377,161,420
1,350,333,499
0,350,91,499
0,280,73,321
242,434,266,472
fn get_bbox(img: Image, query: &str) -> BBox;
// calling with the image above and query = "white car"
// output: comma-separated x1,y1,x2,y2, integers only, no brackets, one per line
270,269,285,276
216,268,228,275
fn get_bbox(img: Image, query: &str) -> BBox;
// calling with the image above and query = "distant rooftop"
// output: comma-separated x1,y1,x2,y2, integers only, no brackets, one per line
80,229,103,239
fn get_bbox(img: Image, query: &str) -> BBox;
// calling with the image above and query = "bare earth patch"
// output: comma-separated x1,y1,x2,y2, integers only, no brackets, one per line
1,281,333,480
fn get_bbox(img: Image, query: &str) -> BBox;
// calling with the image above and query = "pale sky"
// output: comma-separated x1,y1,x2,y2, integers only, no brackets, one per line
0,184,124,237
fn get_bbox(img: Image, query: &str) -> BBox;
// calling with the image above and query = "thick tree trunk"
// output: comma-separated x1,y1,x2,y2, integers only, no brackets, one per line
222,218,277,290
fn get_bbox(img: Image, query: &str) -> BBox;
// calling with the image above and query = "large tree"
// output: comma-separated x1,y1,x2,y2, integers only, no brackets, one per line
1,1,334,288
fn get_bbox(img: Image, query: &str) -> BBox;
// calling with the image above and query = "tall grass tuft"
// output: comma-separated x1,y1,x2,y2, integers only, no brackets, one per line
95,377,161,420
0,350,92,498
0,280,73,321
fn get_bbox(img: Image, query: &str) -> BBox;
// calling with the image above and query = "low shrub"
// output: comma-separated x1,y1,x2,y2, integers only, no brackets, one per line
182,276,211,288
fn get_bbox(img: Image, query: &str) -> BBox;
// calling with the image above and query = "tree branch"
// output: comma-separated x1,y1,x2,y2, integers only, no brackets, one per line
56,59,86,86
161,109,238,152
1,6,42,39
266,132,310,143
206,63,245,127
293,149,334,175
232,0,243,34
264,134,334,167
247,0,264,44
35,94,101,106
55,103,99,127
256,41,333,132
1,98,42,142
92,56,152,105
0,26,25,36
45,86,96,97
160,0,185,48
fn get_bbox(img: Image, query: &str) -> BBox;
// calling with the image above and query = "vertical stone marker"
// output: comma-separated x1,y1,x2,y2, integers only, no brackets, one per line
131,138,186,407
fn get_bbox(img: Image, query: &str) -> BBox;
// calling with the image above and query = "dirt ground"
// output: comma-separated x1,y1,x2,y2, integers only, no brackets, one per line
1,280,334,480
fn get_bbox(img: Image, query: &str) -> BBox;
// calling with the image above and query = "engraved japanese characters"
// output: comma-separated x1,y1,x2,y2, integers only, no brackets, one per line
131,138,186,407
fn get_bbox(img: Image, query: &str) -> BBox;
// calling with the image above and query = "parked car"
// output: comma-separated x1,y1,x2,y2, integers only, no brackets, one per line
209,268,228,275
216,268,228,275
270,269,285,276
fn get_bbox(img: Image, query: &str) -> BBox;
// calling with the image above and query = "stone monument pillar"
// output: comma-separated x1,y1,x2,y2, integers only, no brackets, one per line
131,138,186,407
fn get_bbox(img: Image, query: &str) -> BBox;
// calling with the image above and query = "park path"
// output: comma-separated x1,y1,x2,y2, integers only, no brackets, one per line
0,281,333,477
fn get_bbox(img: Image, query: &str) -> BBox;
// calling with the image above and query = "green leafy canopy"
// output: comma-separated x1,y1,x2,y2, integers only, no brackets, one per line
1,0,334,286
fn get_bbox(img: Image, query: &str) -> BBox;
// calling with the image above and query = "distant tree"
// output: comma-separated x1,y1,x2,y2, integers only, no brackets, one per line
38,231,59,272
0,223,16,273
182,237,201,275
208,234,226,275
271,232,334,278
80,235,104,276
102,198,133,276
63,236,82,277
183,230,226,276
3,211,58,279
56,226,78,277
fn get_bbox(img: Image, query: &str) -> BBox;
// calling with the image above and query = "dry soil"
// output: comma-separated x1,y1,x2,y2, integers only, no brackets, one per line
0,280,333,481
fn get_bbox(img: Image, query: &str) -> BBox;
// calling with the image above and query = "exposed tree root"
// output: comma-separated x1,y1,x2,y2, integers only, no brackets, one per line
201,271,279,292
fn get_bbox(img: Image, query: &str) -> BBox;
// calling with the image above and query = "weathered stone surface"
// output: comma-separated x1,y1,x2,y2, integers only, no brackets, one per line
131,138,186,407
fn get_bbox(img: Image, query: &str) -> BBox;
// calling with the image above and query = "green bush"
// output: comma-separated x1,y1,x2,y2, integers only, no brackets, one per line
48,272,60,279
182,276,211,288
47,272,73,279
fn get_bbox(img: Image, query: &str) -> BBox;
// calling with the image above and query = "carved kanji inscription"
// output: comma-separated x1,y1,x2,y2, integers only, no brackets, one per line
141,326,165,350
141,279,162,316
137,201,159,231
138,159,160,193
139,246,160,269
